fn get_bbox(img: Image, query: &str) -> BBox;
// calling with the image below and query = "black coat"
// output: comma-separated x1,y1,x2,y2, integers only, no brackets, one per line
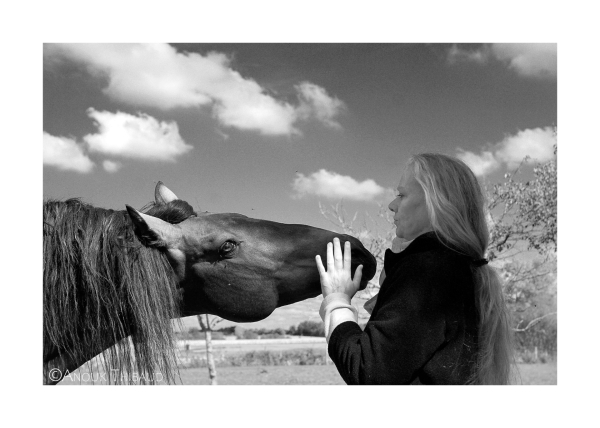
328,232,479,385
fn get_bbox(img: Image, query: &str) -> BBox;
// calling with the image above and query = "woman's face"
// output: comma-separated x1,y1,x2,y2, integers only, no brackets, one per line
388,169,432,241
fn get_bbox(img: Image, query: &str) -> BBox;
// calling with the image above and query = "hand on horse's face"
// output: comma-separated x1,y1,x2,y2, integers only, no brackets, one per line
315,237,363,299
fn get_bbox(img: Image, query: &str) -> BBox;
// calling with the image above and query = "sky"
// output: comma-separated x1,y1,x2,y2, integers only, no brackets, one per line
43,43,557,330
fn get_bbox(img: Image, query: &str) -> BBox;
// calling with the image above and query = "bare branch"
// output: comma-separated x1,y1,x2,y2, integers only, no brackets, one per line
513,312,557,332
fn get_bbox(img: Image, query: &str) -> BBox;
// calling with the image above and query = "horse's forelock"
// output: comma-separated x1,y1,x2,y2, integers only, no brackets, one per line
143,199,197,224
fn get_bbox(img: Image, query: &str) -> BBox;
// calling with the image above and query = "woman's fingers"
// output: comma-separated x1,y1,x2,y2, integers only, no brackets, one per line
353,264,363,287
315,255,326,276
326,242,334,271
319,238,356,275
316,239,362,297
344,240,351,272
333,237,343,270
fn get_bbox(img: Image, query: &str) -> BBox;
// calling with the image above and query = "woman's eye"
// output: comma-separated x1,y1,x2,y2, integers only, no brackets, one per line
219,241,237,256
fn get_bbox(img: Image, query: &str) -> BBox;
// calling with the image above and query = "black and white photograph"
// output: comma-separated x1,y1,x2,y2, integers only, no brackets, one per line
7,1,598,425
43,42,557,386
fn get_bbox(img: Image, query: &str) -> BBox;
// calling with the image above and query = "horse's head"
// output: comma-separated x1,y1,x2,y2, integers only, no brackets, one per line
126,183,376,322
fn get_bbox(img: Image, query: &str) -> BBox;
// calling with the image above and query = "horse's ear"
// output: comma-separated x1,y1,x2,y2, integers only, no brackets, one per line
126,205,181,248
155,181,179,204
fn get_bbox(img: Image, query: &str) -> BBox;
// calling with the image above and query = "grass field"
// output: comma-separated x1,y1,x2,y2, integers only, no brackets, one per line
173,363,556,385
59,363,556,385
57,338,555,385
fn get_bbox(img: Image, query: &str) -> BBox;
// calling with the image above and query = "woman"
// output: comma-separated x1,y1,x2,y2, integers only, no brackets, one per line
316,153,513,385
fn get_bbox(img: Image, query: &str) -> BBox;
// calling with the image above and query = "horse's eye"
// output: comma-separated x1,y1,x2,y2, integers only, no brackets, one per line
219,241,237,257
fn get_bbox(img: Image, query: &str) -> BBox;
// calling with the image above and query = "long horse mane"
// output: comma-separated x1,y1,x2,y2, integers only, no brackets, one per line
43,198,196,384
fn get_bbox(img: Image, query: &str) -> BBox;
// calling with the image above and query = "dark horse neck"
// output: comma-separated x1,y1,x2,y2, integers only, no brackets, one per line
43,199,183,384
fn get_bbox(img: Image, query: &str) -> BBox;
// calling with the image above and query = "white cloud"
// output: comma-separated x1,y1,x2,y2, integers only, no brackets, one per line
447,43,556,79
491,43,557,78
44,44,215,109
457,127,556,177
456,149,499,177
296,82,346,129
495,127,557,168
44,110,190,174
83,108,193,161
212,86,298,135
102,160,122,173
45,44,345,135
43,132,95,173
447,44,489,64
292,169,387,201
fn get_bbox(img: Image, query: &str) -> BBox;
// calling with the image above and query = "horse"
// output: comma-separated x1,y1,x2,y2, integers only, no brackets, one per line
43,182,376,384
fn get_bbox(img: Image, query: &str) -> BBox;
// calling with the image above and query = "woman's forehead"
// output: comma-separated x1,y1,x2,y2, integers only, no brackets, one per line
398,168,417,187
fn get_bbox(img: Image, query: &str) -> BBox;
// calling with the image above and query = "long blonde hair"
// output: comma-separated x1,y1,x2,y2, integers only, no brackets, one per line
408,153,513,384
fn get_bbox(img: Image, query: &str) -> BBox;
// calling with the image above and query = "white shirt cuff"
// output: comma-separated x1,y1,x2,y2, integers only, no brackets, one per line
319,293,358,341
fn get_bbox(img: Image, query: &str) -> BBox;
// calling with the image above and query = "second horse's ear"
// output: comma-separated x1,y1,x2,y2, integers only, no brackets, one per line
126,205,181,249
154,181,179,205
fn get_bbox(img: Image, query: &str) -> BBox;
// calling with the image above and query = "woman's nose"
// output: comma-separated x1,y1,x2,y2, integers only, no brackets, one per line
388,198,397,212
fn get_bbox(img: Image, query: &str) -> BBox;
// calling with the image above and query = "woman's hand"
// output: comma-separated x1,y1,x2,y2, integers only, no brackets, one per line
315,237,363,299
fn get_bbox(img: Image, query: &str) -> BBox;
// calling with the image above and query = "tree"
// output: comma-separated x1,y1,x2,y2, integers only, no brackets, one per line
186,327,202,339
233,326,259,339
486,144,557,261
486,146,557,357
197,314,223,385
501,256,557,358
295,320,325,337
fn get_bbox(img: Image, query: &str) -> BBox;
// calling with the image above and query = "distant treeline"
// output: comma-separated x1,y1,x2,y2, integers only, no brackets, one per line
177,320,326,340
177,318,555,364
